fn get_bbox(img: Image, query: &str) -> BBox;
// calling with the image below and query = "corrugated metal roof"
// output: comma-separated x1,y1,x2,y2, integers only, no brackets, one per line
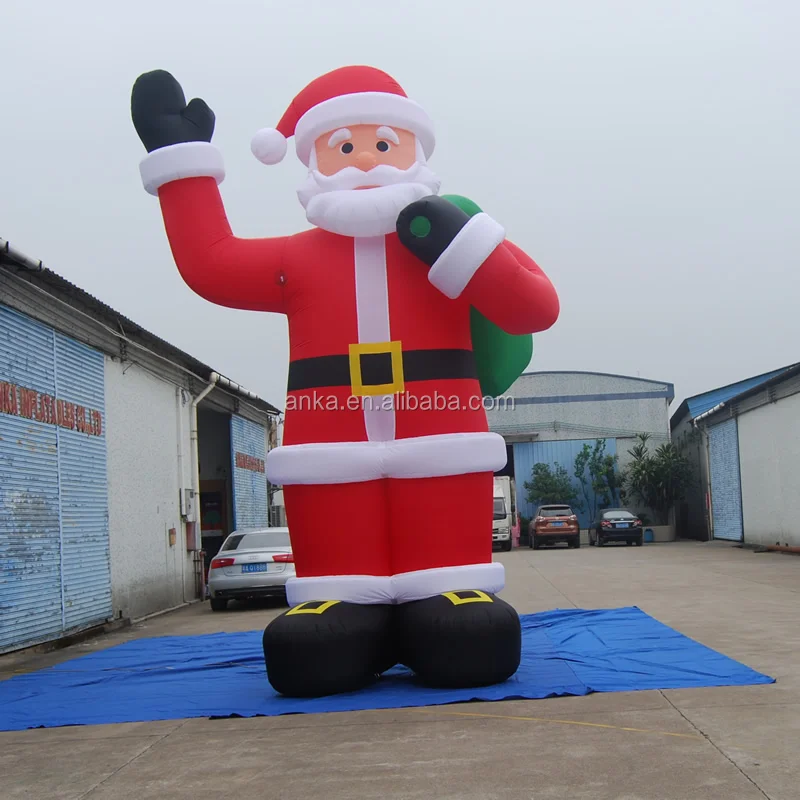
522,370,675,399
1,239,280,415
700,362,800,425
687,368,792,418
671,365,796,428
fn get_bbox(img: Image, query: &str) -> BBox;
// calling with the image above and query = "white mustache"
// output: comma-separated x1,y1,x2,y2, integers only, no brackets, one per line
295,160,442,237
309,162,427,192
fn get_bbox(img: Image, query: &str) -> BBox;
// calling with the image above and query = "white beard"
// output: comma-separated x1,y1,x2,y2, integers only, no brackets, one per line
297,161,442,238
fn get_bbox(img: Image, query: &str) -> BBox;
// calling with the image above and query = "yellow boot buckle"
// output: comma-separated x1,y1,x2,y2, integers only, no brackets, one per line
443,590,493,606
286,600,341,616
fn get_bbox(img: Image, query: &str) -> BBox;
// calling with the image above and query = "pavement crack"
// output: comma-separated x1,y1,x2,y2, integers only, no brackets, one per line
659,691,772,800
526,559,577,608
76,720,188,799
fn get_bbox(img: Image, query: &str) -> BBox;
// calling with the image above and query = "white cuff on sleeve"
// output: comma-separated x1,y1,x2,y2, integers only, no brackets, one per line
139,141,225,196
428,212,506,299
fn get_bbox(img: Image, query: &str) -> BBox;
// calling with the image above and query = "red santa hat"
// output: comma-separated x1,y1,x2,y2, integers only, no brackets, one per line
250,65,435,167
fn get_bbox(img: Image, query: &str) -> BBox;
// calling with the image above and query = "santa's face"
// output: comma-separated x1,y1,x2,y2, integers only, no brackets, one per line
297,123,441,238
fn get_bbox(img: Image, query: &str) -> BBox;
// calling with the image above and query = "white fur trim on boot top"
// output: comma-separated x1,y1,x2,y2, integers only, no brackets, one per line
285,562,505,607
139,141,225,196
428,213,506,299
286,574,393,606
266,431,507,486
392,562,505,603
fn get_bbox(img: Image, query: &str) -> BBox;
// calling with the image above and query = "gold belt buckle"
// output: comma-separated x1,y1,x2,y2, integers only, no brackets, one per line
348,341,405,397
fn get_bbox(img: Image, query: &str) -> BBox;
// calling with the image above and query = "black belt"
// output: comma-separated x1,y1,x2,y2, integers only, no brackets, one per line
287,347,477,393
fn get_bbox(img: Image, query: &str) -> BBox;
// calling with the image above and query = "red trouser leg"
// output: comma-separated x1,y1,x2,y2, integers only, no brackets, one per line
282,480,392,605
387,472,502,602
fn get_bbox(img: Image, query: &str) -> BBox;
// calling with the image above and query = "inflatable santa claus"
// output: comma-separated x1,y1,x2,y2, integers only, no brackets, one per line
131,65,560,697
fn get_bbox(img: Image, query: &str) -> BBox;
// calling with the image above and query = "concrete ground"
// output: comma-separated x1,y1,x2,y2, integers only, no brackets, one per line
1,540,799,800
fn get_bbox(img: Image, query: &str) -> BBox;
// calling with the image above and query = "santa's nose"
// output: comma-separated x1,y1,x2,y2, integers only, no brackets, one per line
354,150,378,171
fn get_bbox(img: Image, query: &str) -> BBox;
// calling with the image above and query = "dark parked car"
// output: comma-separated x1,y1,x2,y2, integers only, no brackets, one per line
589,509,643,546
529,505,581,549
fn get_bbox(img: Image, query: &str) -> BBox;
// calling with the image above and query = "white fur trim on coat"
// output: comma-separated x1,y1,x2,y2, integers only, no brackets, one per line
285,562,505,606
294,91,435,166
139,142,225,196
428,213,506,299
266,431,507,486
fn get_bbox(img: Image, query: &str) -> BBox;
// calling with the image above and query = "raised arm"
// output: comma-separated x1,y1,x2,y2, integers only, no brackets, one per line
132,70,287,314
397,196,559,335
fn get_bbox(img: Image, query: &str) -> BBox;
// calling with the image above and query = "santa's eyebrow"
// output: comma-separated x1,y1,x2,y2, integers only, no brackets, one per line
376,126,400,145
328,128,352,148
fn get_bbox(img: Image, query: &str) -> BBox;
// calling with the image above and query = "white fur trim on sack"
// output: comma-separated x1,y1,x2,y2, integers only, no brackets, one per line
294,91,435,166
139,141,225,196
284,562,505,606
428,213,506,299
266,431,507,486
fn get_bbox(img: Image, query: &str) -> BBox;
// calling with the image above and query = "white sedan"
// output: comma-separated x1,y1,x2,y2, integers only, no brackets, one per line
207,527,294,611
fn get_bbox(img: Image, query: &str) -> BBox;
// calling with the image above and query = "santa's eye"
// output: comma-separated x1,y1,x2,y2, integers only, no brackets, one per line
340,142,354,154
376,140,390,152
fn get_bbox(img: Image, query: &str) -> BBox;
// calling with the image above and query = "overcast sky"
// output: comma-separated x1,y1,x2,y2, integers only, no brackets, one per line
3,1,798,411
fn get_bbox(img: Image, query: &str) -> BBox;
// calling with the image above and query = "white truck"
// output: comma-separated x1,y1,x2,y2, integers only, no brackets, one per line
492,476,514,551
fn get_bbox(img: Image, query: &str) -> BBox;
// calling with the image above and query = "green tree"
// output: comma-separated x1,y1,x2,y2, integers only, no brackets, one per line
573,444,593,517
574,440,619,521
597,452,621,508
623,433,693,524
524,463,580,507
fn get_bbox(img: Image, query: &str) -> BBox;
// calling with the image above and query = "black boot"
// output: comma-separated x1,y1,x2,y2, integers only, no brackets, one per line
395,590,521,688
263,601,396,697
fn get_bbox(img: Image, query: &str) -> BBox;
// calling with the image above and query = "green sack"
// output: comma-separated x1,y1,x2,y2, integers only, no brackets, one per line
441,194,533,398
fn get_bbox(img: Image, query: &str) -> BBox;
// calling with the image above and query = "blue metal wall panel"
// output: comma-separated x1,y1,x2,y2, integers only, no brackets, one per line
708,418,743,541
230,415,268,530
512,438,618,529
0,305,111,652
0,414,62,652
1,307,62,651
55,334,111,630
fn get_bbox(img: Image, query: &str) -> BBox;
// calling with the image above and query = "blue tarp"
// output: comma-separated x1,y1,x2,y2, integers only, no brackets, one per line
0,607,773,731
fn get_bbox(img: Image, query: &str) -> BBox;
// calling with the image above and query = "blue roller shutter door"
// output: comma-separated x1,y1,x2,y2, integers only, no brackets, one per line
0,308,62,651
54,334,111,628
708,418,744,542
0,306,111,652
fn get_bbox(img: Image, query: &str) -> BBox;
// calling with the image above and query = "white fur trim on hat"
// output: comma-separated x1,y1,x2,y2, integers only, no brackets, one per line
139,141,225,196
251,128,288,165
293,91,435,166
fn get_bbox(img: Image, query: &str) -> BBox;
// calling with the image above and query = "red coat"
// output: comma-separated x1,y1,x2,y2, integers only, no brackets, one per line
157,177,559,486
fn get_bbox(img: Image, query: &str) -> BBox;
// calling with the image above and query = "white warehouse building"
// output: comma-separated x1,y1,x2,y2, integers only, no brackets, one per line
671,363,800,548
1,240,279,654
485,371,674,530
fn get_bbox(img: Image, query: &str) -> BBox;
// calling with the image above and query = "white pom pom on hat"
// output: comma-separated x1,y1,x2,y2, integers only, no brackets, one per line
250,128,288,165
249,65,435,168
